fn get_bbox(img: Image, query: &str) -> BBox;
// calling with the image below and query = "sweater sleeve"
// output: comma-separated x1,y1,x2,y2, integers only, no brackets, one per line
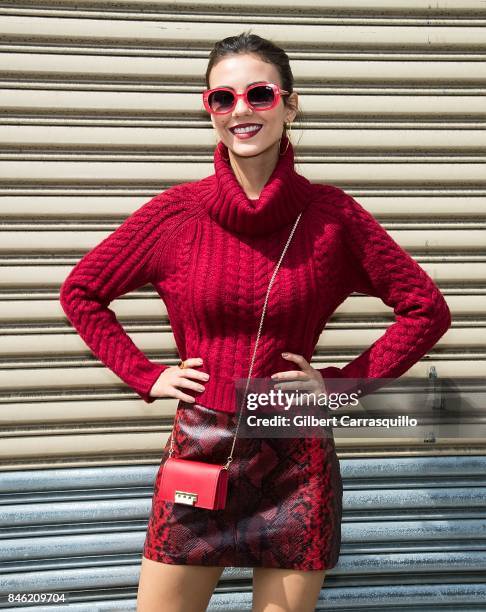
318,190,452,404
59,189,184,403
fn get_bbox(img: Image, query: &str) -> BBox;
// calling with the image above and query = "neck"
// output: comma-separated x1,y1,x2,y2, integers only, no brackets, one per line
198,134,314,236
226,140,280,200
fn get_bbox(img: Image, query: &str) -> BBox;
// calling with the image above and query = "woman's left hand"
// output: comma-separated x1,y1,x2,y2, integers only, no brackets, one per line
271,353,327,402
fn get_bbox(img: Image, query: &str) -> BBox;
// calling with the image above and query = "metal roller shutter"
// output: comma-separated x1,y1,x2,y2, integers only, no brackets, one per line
1,457,485,609
1,0,485,609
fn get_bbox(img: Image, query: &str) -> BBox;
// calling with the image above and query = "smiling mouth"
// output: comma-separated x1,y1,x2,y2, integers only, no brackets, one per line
229,124,263,135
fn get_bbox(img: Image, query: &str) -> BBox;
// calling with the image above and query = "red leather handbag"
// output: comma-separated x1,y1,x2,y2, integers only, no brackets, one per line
158,211,303,510
160,457,229,510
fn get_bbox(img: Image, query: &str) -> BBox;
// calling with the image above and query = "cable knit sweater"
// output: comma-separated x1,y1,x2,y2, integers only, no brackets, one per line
59,136,452,413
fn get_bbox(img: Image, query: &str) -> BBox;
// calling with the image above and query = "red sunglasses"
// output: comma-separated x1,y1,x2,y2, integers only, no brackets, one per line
202,82,290,115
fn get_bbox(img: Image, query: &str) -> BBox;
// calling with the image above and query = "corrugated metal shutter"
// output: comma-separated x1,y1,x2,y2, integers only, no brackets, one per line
1,0,485,609
1,457,485,610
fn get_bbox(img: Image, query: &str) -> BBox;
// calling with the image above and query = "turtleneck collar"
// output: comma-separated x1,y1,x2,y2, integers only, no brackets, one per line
199,135,314,236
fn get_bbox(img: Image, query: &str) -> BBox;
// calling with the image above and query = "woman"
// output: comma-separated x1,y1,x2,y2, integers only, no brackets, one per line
60,32,452,612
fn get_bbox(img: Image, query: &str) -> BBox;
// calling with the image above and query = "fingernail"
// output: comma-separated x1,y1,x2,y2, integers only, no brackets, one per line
282,352,289,357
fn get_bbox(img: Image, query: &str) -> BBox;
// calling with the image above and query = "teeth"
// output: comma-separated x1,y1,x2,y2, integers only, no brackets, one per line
233,125,261,134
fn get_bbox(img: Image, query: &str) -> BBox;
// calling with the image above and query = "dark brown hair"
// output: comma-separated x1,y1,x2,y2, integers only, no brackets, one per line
205,30,302,139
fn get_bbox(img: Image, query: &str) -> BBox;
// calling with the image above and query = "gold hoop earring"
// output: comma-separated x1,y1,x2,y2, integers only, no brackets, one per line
280,122,291,155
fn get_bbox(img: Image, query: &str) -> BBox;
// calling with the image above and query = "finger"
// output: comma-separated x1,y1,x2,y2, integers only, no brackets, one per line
171,387,197,403
274,380,311,391
180,357,204,368
177,367,210,382
175,376,206,394
272,370,307,382
282,353,311,371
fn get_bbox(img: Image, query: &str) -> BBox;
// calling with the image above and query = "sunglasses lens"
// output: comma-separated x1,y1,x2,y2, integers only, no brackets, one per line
248,85,275,108
208,90,235,113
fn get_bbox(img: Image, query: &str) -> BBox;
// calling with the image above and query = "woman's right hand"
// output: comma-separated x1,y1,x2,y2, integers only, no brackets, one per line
149,357,210,403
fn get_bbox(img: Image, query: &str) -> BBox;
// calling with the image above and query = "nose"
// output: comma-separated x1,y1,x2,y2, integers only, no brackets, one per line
232,94,252,115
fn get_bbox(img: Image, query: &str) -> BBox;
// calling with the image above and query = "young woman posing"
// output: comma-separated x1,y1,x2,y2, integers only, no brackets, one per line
60,32,451,612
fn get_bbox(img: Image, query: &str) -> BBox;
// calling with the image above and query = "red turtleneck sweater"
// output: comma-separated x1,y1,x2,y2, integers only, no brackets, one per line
59,136,451,413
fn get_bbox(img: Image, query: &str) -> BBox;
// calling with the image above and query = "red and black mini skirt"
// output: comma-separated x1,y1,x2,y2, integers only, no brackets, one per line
143,401,343,571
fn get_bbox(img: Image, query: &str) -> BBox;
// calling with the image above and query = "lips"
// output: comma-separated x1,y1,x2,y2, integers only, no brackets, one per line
229,123,263,134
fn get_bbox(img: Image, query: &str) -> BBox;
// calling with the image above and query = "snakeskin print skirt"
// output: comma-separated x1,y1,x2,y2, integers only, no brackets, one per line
143,401,343,571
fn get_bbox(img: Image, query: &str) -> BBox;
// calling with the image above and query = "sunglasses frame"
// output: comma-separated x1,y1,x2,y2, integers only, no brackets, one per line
202,82,290,115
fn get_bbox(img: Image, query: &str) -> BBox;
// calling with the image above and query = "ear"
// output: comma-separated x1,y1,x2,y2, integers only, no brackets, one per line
285,92,299,123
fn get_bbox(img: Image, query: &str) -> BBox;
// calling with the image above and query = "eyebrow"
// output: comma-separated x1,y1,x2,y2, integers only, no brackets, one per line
214,80,267,90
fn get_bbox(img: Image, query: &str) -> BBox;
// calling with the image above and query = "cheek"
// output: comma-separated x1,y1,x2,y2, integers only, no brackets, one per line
263,114,284,135
213,118,229,133
266,108,285,126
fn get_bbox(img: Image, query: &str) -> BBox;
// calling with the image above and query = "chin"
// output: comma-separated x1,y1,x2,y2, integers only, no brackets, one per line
227,139,280,158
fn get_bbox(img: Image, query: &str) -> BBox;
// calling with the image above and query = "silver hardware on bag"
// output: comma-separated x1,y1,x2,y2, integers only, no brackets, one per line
174,491,198,505
168,211,303,470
